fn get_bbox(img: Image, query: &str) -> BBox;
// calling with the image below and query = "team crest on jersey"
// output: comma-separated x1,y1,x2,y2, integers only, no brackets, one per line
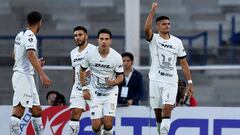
28,38,33,43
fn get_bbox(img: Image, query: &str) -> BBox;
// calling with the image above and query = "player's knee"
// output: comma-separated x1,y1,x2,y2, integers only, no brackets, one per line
12,104,25,117
31,106,42,116
162,105,173,117
71,108,82,119
103,122,113,130
92,126,101,133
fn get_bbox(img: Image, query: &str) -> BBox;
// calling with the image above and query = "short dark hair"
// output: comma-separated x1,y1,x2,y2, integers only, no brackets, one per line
73,26,88,34
46,90,59,100
27,11,42,25
97,28,112,39
122,52,134,61
54,94,66,106
156,16,169,23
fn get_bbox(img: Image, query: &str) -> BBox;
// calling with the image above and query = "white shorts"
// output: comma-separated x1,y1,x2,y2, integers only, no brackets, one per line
12,72,40,108
69,84,86,110
89,87,118,119
149,80,177,109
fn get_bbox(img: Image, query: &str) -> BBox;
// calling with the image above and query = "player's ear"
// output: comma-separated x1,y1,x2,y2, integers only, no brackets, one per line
109,38,112,45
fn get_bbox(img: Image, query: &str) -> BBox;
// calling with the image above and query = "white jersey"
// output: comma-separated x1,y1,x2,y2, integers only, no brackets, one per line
70,43,96,91
81,47,123,94
147,33,186,83
13,29,37,75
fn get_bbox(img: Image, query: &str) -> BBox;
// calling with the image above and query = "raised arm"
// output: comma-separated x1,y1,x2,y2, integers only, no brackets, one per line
144,2,158,41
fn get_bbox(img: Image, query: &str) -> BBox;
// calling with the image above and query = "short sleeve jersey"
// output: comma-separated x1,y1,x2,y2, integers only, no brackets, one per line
81,47,123,93
70,43,96,86
147,33,186,83
13,30,37,75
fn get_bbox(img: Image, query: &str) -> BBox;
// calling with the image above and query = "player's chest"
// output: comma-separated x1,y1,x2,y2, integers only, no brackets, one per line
72,53,86,65
89,58,115,71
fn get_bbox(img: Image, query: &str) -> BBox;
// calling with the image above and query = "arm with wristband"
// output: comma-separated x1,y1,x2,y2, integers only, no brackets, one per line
179,58,194,96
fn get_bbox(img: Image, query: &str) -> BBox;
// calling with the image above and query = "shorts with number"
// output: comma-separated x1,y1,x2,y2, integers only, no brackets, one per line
89,87,118,119
69,83,86,110
12,72,40,108
149,80,177,108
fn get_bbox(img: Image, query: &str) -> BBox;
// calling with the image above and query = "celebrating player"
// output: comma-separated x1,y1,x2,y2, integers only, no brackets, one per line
144,2,194,135
10,11,52,135
80,28,124,135
68,26,96,134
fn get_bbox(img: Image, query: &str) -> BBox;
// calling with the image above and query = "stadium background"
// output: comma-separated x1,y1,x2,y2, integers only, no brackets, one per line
0,0,240,134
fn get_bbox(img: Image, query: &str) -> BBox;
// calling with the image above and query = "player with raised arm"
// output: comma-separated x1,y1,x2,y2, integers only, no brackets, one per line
10,11,52,135
80,28,124,135
144,2,194,135
68,26,96,135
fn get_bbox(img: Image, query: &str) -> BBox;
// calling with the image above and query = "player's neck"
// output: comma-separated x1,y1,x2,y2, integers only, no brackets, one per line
27,26,38,34
78,43,88,52
98,47,109,57
159,32,170,40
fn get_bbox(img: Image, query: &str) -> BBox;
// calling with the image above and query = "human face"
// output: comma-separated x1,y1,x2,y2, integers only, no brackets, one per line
156,19,170,34
123,56,133,71
74,30,88,46
47,93,57,105
97,33,112,50
36,20,42,33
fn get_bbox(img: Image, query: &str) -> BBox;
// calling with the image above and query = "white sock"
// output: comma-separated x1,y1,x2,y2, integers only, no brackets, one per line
156,122,161,135
10,116,21,135
160,118,170,135
68,120,79,135
31,116,43,135
103,128,113,135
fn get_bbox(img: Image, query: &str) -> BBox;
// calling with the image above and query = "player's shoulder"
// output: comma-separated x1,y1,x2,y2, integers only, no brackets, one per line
24,30,35,38
110,48,122,59
23,30,36,43
70,46,78,55
170,34,182,42
85,46,98,58
87,43,96,48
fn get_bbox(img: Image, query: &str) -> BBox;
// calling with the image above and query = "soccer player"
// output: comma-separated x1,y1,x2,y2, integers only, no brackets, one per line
144,2,194,135
80,28,124,135
10,11,52,135
68,26,96,134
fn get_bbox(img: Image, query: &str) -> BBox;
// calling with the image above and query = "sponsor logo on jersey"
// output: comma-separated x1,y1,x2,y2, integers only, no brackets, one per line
158,70,173,77
94,63,111,68
159,42,174,49
73,57,84,62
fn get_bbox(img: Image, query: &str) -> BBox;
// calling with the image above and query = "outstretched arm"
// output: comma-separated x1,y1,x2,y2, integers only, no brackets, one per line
144,2,158,41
